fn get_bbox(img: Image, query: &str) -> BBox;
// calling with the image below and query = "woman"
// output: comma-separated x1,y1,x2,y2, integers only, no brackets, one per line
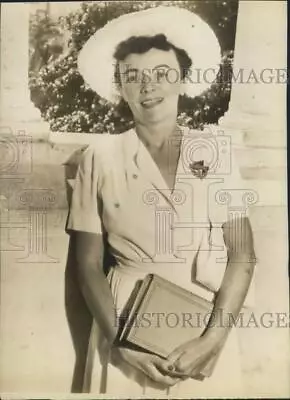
67,6,256,397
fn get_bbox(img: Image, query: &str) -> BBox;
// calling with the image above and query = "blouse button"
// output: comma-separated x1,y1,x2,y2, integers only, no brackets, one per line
132,174,138,179
114,203,120,208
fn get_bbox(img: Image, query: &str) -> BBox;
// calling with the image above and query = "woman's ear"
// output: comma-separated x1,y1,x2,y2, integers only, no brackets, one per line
179,77,186,96
118,84,128,103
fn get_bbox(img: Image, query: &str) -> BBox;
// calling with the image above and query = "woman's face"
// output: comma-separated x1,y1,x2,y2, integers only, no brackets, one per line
118,48,183,124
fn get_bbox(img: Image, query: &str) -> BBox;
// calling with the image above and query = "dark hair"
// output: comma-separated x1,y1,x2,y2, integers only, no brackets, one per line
113,33,192,83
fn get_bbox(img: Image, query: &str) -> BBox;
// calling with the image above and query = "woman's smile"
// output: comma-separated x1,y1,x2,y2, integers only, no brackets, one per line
140,97,164,109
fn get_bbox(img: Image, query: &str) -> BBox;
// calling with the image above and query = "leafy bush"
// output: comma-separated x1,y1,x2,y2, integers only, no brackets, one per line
29,9,66,73
29,0,238,133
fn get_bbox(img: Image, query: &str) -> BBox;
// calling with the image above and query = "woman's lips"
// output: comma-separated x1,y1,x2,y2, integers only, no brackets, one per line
140,97,164,109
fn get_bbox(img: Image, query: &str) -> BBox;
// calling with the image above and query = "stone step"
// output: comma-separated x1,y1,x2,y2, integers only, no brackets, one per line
235,145,286,181
243,129,286,149
241,167,286,181
236,147,286,169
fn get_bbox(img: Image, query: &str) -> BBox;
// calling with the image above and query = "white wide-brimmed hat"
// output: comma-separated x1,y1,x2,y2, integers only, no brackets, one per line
78,6,221,103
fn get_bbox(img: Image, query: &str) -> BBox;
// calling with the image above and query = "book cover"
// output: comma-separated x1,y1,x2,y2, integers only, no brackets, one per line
118,274,221,377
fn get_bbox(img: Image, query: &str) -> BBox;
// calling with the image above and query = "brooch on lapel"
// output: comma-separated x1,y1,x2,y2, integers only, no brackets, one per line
189,160,209,179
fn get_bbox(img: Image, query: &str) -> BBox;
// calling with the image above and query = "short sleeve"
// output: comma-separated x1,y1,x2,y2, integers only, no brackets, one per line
66,145,103,234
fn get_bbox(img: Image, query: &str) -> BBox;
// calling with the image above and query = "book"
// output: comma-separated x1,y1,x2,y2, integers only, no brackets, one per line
118,274,221,378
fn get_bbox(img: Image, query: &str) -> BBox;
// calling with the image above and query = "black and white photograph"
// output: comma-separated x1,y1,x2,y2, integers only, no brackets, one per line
0,1,289,398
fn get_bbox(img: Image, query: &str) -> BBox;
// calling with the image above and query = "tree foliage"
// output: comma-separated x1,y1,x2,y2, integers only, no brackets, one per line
29,9,66,73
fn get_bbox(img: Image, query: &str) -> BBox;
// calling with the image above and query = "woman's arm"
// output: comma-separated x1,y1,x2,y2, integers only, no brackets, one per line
167,216,256,377
203,216,256,345
74,230,181,387
74,231,118,345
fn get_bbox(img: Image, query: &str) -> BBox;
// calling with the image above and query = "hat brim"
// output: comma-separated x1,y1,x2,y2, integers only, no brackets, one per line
78,6,221,103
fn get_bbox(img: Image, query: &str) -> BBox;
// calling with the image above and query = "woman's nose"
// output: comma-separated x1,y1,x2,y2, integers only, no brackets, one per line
140,72,156,93
141,84,155,94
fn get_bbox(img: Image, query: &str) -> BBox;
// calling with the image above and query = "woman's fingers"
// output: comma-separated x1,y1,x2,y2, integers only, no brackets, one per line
154,356,189,380
167,348,185,364
119,348,183,386
174,352,211,378
145,363,180,386
173,353,198,377
153,356,174,372
174,355,189,371
143,356,182,386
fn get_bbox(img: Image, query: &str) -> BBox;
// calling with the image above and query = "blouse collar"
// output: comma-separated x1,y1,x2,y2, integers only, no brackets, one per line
122,126,191,211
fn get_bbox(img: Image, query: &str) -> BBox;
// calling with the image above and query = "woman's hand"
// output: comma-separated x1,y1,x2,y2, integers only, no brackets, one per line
166,336,220,379
112,346,182,387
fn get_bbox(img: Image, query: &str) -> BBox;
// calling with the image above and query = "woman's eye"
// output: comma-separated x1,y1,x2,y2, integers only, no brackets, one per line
127,74,137,83
156,69,167,80
126,72,140,83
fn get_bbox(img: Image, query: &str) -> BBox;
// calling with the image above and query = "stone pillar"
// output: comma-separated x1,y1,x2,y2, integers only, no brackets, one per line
0,3,49,136
220,0,287,147
219,1,289,397
220,0,287,205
